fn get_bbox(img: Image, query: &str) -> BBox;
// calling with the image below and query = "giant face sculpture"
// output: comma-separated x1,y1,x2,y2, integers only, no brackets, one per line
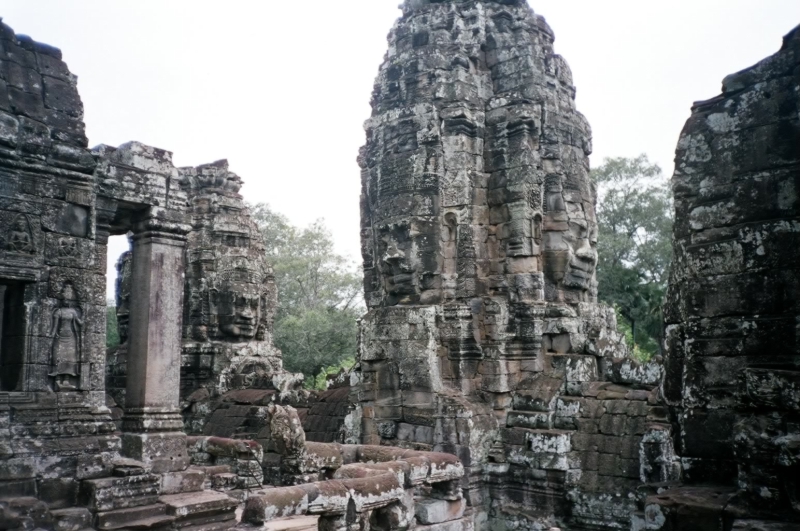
215,285,261,340
209,260,271,342
378,224,418,303
360,1,596,309
542,181,598,302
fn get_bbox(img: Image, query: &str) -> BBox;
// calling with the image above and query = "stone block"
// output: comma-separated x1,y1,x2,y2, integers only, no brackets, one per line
175,517,237,531
415,498,466,525
95,503,171,530
525,429,571,454
731,521,800,531
598,414,625,435
681,409,736,460
645,487,735,531
0,478,37,497
51,507,92,531
121,432,189,473
42,76,81,116
160,469,205,495
376,421,397,439
79,474,161,511
507,411,551,429
0,457,35,480
76,453,114,480
159,490,237,518
742,368,800,411
37,478,77,508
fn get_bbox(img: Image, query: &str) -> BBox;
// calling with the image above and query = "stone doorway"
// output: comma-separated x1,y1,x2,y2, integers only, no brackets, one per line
0,282,28,391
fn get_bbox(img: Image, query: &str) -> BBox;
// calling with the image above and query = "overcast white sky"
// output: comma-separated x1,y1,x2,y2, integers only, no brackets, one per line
1,1,798,297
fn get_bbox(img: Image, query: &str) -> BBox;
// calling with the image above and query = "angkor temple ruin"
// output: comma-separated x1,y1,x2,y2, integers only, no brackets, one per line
0,1,798,530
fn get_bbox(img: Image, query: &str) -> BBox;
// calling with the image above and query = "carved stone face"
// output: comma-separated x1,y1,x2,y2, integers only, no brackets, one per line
378,225,417,302
216,286,261,339
562,219,598,291
542,188,598,300
61,282,77,303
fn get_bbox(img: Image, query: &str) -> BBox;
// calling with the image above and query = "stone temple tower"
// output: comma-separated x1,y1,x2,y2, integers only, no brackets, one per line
355,1,662,528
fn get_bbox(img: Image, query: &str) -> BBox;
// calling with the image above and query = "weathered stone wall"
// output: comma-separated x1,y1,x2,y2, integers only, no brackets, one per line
243,443,468,531
302,371,354,444
0,20,270,530
356,1,667,529
0,18,119,509
651,25,800,529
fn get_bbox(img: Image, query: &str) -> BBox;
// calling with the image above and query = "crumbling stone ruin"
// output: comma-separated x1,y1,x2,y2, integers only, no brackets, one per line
0,3,798,531
0,17,248,528
356,0,664,528
106,158,302,434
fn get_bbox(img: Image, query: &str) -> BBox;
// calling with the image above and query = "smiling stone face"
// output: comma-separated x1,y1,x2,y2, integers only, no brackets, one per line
206,260,271,342
216,288,261,340
377,224,419,304
542,178,598,303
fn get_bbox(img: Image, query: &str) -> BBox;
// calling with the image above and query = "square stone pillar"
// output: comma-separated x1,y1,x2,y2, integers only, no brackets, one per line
121,208,190,472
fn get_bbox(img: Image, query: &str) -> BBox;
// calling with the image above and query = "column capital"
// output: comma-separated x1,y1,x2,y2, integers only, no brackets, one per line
131,207,191,243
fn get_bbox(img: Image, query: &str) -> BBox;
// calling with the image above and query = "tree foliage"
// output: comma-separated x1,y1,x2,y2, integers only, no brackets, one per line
593,155,673,358
250,203,363,384
106,302,119,349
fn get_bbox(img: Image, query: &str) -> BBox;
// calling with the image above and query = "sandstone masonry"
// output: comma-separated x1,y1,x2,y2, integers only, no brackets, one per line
0,4,798,531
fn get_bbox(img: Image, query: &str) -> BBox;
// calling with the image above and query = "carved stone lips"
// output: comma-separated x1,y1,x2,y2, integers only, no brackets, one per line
569,261,593,277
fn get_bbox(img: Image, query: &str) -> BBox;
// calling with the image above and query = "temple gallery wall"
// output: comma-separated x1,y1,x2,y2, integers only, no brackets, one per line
0,1,798,530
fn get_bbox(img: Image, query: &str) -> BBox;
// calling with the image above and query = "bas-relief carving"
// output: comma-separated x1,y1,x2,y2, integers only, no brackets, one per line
49,281,83,391
378,224,418,304
185,246,275,345
6,214,36,254
360,6,600,313
180,162,277,348
0,213,38,257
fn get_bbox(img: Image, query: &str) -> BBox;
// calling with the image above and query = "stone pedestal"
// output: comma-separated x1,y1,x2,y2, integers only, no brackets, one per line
121,210,190,471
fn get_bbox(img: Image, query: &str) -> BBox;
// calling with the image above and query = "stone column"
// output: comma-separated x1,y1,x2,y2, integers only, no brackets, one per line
121,208,190,472
89,197,116,405
0,284,6,390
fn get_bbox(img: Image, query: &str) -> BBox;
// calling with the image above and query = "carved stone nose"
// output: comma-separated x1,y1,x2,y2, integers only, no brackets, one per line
575,239,596,263
383,248,404,263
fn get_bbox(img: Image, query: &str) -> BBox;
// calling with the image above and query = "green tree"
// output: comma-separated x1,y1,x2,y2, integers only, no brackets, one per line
592,155,673,358
250,203,363,386
106,300,120,349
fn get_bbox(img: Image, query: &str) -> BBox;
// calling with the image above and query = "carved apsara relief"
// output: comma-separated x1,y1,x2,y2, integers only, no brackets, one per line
49,281,83,391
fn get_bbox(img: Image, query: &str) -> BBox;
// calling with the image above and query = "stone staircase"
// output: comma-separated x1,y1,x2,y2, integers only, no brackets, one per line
77,459,238,530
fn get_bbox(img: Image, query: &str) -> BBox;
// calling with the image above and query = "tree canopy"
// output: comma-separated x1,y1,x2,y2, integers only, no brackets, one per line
250,204,362,386
592,155,673,359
